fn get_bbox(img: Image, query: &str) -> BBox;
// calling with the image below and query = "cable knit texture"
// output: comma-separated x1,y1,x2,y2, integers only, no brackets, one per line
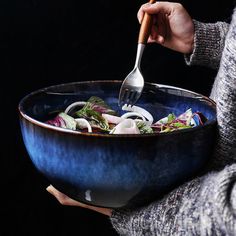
110,7,236,236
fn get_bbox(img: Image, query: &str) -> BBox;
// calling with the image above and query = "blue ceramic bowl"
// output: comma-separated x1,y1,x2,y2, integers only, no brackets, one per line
18,80,216,208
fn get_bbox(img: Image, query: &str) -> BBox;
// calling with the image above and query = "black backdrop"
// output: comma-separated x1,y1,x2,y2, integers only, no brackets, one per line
1,0,234,235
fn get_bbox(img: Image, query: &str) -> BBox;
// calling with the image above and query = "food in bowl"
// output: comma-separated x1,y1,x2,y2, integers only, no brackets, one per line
45,96,207,134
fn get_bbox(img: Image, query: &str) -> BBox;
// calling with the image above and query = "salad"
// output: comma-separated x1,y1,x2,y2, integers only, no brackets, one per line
46,96,207,134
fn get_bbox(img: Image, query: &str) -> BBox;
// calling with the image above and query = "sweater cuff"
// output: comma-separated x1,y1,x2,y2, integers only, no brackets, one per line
185,20,229,69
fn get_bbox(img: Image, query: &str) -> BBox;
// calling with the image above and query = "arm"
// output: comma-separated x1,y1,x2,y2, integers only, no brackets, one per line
138,2,229,70
111,164,236,235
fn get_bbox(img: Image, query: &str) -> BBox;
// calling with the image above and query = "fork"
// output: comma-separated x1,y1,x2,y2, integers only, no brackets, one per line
118,0,155,107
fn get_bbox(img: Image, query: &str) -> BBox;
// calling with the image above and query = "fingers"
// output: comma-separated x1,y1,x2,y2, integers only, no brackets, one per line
141,12,165,44
148,35,165,44
137,2,174,23
46,185,113,216
137,2,170,45
137,3,149,23
46,185,84,207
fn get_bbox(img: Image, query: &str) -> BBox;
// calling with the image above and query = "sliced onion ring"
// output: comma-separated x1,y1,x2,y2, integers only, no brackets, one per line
75,118,92,133
122,104,154,125
64,101,86,114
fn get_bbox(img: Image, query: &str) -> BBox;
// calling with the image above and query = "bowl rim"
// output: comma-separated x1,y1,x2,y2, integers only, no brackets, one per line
18,80,217,138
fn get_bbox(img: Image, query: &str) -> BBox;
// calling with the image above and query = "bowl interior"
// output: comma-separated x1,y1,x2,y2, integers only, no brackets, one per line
19,80,216,129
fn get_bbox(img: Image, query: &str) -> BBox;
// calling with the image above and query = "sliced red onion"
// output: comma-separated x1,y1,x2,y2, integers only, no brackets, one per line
59,113,77,130
75,118,92,132
48,112,77,130
122,104,153,125
102,113,124,124
177,108,192,126
46,115,67,128
110,119,140,134
64,101,86,114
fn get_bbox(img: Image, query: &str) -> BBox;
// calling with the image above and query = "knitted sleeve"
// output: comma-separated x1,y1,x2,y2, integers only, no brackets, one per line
184,20,229,69
209,8,236,169
110,164,236,235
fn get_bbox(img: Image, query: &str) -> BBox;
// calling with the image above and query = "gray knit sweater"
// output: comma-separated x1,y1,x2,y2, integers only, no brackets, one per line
110,8,236,236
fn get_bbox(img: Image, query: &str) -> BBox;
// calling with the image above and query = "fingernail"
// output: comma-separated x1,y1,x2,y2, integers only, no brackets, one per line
46,185,52,192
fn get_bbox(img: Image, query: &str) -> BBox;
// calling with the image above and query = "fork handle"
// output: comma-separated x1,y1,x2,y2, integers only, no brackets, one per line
138,0,156,44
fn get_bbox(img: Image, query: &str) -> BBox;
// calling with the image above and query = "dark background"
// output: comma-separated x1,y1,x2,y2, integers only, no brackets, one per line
1,0,235,235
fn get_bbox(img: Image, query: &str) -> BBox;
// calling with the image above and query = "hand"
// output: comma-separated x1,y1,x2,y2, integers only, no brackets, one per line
46,185,112,217
138,1,194,54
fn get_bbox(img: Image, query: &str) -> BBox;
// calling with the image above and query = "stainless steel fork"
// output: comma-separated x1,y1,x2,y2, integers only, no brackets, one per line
118,0,155,107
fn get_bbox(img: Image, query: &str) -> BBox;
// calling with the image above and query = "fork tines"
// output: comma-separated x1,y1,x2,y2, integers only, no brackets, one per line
118,87,141,107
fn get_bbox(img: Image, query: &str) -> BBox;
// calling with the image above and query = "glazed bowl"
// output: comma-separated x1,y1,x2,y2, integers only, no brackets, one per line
18,80,216,208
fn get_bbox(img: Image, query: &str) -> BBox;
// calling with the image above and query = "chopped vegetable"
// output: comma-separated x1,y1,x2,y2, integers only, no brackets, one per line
135,120,154,134
70,96,118,132
46,112,77,130
152,108,195,133
102,114,124,124
75,118,92,133
45,96,207,134
110,119,140,134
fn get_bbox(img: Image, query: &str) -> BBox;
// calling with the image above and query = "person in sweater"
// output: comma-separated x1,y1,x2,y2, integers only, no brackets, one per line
46,2,236,235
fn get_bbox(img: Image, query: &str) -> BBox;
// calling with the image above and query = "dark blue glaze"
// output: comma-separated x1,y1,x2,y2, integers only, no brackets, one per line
18,81,216,208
